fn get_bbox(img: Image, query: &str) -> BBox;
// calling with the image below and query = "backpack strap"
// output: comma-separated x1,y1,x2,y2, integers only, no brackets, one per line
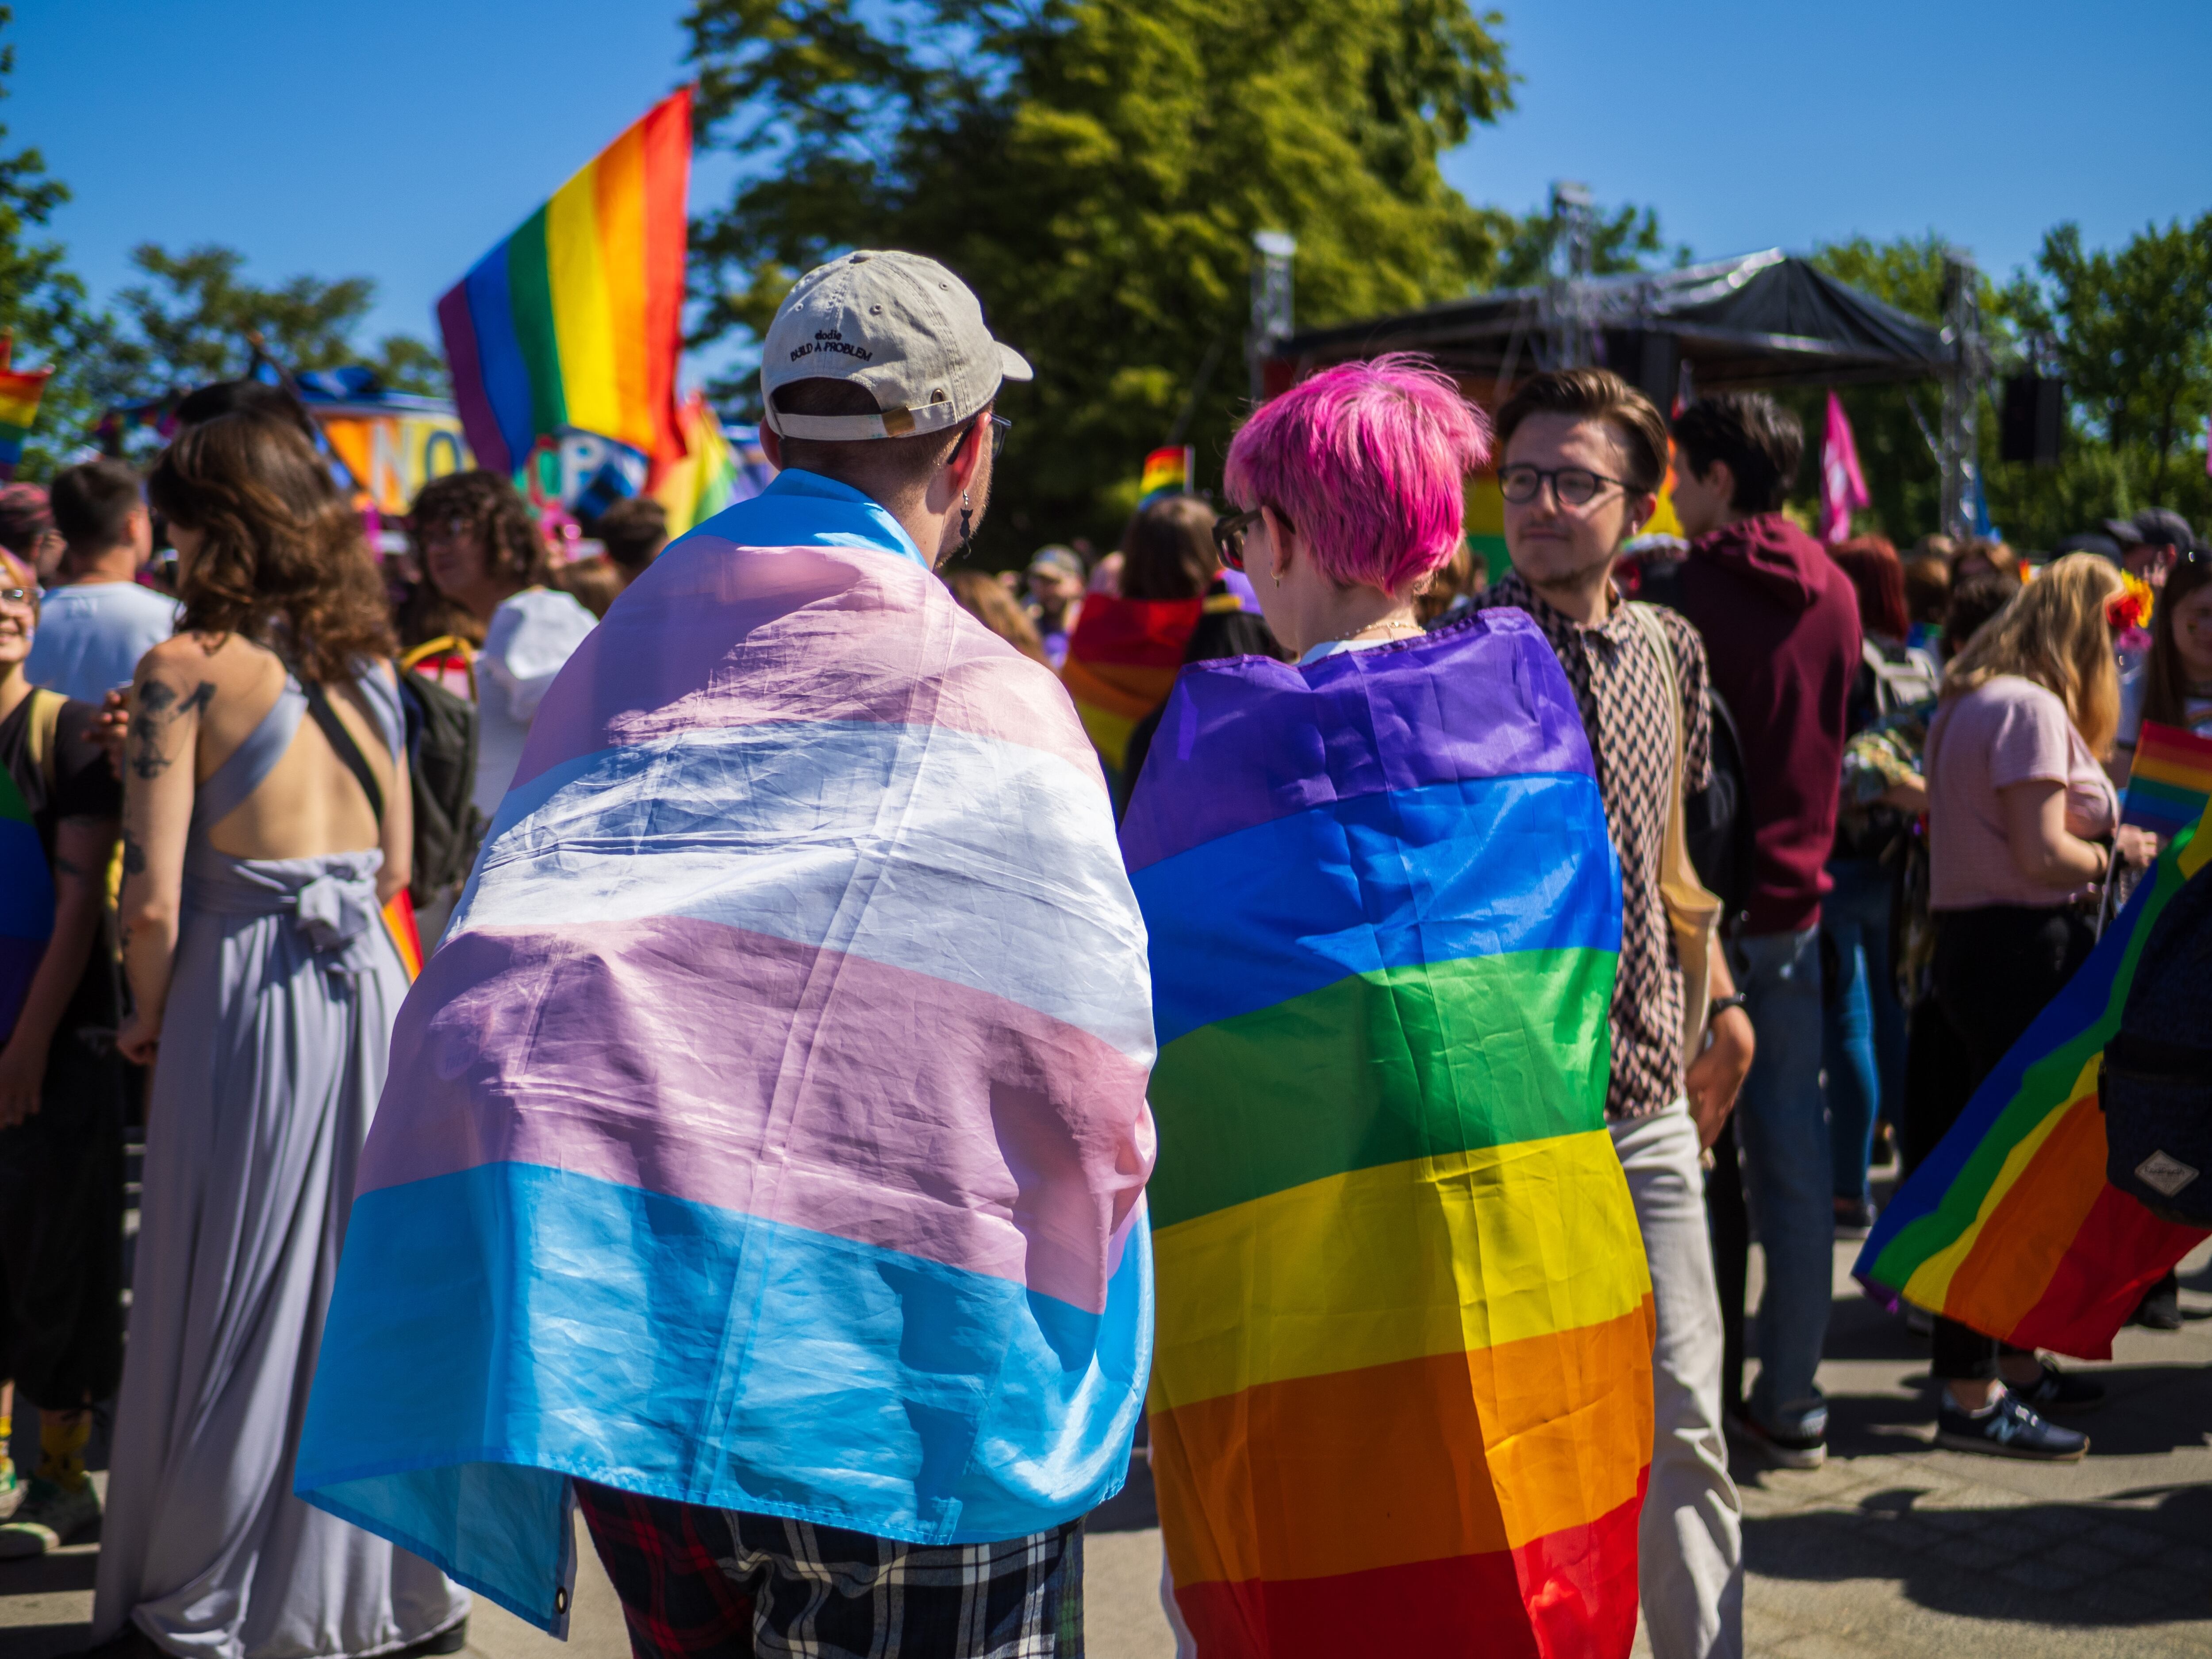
24,687,65,793
1628,602,1724,1056
301,679,385,826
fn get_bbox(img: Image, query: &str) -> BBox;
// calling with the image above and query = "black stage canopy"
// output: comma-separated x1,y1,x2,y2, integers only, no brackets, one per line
1268,250,1951,402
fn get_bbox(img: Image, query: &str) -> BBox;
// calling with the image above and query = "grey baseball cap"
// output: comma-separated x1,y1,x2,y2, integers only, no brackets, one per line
760,250,1032,442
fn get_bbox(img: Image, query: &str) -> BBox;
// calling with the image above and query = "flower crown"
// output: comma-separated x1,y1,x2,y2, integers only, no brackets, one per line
2106,572,2154,632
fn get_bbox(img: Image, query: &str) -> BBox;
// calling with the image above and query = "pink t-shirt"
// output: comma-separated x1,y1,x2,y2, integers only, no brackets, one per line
1926,675,2117,910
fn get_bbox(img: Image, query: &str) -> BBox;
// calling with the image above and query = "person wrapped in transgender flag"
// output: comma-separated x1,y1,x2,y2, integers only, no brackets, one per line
1124,356,1653,1659
291,473,1159,1632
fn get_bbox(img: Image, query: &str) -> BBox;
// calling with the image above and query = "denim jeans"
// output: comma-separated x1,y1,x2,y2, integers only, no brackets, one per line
1821,857,1908,1206
1732,924,1831,1441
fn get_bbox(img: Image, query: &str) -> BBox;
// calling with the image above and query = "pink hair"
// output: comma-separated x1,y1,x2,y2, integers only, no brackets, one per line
1224,353,1490,594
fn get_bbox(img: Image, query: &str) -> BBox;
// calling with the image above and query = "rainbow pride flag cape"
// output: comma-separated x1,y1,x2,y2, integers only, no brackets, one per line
2122,718,2212,836
297,478,1156,1630
1060,592,1203,775
437,89,690,475
1123,613,1651,1659
1856,799,2212,1357
0,762,54,1040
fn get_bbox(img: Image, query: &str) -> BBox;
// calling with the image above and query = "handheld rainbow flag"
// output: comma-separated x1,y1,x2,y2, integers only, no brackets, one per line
437,89,691,476
0,337,52,481
1123,612,1651,1659
2122,718,2212,836
1855,798,2212,1358
650,391,742,538
1060,594,1203,776
0,762,54,1040
379,891,424,982
297,495,1156,1630
1138,444,1194,503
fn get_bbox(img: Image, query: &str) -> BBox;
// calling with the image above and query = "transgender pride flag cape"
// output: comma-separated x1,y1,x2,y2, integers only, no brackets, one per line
1123,613,1652,1659
297,474,1158,1632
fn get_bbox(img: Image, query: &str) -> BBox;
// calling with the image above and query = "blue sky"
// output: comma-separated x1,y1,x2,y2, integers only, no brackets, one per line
12,0,2210,379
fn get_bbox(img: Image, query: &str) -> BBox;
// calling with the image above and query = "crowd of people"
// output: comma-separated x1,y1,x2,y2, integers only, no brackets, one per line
0,240,2201,1659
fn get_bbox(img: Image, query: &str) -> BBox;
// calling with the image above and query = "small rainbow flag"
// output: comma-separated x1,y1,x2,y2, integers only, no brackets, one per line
2123,718,2212,837
1060,593,1204,776
437,89,691,476
0,359,51,483
1124,611,1648,1657
1855,797,2212,1358
651,391,741,538
1138,444,1194,503
381,891,424,982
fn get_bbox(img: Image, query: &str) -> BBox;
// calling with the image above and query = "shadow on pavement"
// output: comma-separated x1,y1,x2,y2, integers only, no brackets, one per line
1745,1482,2212,1628
1088,1452,1159,1533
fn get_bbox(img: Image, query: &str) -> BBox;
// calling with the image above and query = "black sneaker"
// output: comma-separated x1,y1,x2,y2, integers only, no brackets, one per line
399,1620,468,1659
1833,1197,1876,1240
1935,1390,2088,1461
1728,1406,1827,1469
2128,1271,2181,1331
2007,1360,2104,1414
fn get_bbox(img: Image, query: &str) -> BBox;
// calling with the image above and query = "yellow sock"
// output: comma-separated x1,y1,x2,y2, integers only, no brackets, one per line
36,1413,90,1493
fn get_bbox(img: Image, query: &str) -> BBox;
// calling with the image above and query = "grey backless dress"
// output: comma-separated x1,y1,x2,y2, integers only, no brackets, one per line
93,665,467,1659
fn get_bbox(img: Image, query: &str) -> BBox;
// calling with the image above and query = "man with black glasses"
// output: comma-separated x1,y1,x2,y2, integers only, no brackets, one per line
1474,368,1752,1659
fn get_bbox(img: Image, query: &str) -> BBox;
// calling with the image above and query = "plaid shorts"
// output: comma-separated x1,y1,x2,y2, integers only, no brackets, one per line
575,1481,1084,1659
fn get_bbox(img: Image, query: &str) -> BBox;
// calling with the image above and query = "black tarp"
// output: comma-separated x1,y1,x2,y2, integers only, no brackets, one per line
1270,250,1951,396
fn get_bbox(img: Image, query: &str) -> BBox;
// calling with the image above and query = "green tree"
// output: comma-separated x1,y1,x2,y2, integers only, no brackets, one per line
2028,215,2212,495
684,0,1516,552
111,242,448,398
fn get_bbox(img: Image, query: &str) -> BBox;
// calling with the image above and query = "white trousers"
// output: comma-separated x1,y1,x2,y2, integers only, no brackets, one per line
1611,1102,1744,1659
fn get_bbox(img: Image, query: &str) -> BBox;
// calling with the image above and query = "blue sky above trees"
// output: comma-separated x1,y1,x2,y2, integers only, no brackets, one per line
14,0,2209,360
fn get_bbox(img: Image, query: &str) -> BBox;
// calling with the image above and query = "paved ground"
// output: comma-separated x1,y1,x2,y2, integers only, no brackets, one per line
4,1232,2205,1656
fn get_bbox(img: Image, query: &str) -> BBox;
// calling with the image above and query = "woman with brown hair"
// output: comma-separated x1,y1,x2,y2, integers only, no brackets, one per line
1916,553,2155,1459
405,471,595,823
93,413,468,1659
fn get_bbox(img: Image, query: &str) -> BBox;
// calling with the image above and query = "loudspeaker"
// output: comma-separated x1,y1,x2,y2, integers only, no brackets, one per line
2001,376,2064,466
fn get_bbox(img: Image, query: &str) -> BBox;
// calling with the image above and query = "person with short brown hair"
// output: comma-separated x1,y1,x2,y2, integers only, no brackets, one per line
24,460,178,704
1476,365,1752,1659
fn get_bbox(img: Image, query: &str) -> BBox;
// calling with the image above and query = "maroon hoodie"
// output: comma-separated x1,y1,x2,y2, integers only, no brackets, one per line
1675,513,1862,936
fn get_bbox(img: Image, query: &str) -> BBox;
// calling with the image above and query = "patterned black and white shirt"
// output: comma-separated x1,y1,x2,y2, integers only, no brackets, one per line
1474,568,1713,1121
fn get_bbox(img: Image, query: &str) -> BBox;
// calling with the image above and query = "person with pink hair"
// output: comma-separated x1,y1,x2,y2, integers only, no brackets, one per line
1132,358,1655,1656
1217,353,1486,660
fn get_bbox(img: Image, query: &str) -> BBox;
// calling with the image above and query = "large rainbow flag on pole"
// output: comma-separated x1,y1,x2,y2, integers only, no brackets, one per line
1856,798,2212,1357
436,89,691,476
297,498,1157,1629
1122,612,1651,1659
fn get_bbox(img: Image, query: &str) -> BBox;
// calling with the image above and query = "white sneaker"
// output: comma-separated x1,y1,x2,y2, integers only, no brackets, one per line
0,1478,100,1557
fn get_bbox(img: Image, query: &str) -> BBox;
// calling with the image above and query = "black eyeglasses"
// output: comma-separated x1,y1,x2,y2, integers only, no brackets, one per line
1212,505,1292,572
1497,464,1641,507
986,415,1011,462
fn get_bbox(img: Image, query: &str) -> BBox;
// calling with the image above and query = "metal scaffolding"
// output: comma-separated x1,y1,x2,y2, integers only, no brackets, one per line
1938,248,1989,539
